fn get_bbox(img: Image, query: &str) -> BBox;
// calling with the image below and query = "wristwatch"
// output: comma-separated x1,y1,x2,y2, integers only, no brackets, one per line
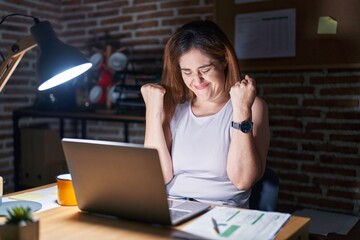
231,120,253,133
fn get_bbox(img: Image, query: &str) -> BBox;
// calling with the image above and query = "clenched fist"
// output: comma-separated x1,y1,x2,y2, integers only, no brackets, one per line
141,83,166,122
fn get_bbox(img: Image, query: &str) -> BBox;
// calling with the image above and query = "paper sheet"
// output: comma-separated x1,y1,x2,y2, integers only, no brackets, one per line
3,186,59,212
182,206,290,240
294,208,359,236
234,8,296,60
317,16,337,34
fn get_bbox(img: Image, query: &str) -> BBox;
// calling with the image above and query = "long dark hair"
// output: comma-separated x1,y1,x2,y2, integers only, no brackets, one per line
161,20,241,126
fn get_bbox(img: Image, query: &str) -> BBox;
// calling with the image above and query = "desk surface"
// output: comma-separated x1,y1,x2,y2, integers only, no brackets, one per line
5,184,311,240
34,206,310,240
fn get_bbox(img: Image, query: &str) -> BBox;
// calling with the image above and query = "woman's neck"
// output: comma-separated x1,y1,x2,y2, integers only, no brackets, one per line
191,94,229,117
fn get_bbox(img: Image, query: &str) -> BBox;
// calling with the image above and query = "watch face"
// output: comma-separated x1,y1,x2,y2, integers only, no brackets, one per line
241,120,253,133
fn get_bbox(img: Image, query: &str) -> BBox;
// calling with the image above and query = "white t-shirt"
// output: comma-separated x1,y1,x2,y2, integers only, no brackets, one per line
167,100,250,207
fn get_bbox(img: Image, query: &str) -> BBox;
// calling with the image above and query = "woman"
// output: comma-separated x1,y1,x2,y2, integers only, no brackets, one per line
140,20,270,208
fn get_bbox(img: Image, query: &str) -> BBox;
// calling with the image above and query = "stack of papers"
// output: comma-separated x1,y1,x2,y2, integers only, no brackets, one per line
182,206,290,240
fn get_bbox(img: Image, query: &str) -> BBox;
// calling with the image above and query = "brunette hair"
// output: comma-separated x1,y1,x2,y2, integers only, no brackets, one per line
161,20,241,126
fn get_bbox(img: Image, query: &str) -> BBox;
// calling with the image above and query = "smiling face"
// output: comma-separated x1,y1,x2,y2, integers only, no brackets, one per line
179,48,227,103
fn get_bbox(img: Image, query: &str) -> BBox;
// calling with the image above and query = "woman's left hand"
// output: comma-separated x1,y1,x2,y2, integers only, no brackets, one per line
229,75,257,112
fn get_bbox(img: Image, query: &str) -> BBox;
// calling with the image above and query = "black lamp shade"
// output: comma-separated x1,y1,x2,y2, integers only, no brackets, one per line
30,21,92,91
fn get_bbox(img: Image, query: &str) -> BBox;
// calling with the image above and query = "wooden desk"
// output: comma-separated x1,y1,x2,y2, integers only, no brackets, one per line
5,185,310,240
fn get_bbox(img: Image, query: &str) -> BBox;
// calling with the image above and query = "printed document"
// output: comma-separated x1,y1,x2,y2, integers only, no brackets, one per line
235,8,296,60
182,206,290,240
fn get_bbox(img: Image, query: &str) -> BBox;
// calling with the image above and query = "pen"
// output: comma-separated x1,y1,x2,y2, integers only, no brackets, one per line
211,217,220,234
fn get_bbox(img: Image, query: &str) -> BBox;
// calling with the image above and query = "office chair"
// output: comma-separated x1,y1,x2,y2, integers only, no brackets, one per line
249,167,279,211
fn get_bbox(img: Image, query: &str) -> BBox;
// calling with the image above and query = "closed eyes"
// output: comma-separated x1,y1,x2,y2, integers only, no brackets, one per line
181,63,214,77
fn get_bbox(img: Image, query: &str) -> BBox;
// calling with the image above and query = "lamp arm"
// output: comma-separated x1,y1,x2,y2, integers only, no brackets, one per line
0,35,37,92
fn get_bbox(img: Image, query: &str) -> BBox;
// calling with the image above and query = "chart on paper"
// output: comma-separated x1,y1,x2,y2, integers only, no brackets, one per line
234,8,296,60
182,206,290,240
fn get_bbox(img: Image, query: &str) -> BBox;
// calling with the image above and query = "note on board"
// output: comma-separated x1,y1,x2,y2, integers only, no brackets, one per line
317,16,337,34
234,8,296,60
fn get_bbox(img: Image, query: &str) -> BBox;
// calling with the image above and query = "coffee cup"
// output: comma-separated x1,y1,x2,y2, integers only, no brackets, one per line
57,174,77,206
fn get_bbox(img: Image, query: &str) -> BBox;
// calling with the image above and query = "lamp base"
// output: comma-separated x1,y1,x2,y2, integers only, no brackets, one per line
0,201,42,217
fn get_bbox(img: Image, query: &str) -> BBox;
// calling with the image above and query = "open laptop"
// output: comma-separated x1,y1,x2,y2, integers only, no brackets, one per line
61,138,211,225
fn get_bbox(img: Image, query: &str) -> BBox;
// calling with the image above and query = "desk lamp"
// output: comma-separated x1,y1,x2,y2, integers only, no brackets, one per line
0,13,92,216
0,13,92,92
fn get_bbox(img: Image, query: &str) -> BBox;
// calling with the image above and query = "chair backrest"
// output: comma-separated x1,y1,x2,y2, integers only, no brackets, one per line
249,168,279,211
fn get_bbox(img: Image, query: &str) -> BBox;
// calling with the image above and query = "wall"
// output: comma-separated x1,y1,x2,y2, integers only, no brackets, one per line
254,71,360,216
0,0,359,216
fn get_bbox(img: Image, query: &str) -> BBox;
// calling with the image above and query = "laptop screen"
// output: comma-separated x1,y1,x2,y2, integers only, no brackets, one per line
61,138,210,225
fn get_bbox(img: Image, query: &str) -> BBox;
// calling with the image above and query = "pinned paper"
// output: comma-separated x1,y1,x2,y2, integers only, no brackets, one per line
317,16,337,34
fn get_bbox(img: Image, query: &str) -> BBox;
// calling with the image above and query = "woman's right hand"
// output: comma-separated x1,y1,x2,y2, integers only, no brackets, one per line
140,83,166,121
141,83,173,183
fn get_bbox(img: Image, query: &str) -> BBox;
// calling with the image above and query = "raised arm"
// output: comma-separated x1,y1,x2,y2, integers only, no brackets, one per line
140,83,174,183
227,76,270,190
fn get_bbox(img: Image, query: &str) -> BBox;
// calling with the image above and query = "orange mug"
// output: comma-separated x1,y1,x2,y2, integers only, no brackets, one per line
57,174,77,206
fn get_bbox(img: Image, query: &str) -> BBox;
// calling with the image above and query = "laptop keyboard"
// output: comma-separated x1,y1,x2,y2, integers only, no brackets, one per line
170,209,190,221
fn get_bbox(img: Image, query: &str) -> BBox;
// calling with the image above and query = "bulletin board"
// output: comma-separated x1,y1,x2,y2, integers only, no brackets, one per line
214,0,360,71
